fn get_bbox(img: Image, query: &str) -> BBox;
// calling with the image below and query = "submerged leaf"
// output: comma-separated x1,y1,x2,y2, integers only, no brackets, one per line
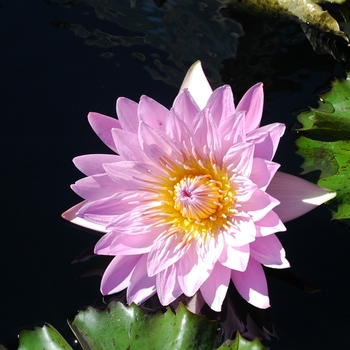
17,324,72,350
225,0,348,41
297,72,350,225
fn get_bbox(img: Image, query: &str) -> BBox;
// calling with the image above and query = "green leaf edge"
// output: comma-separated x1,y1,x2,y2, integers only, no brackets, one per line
2,301,267,350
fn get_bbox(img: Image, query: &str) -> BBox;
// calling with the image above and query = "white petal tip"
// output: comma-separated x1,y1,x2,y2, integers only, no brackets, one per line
302,189,336,206
62,201,108,233
179,61,212,109
248,290,270,309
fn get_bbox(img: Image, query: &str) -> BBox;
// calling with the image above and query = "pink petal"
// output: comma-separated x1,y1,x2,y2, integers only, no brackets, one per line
138,95,168,133
223,142,254,178
138,121,179,163
76,192,142,217
179,61,212,110
71,174,123,201
250,234,290,268
172,88,200,127
101,255,141,295
177,244,211,297
224,216,256,247
88,112,121,153
255,210,286,236
192,108,221,160
105,212,161,235
103,160,164,188
116,97,139,133
200,263,230,312
196,234,225,269
95,231,158,256
127,254,157,305
61,200,108,233
249,158,280,191
240,188,280,222
73,154,121,176
247,123,285,161
267,172,336,222
205,85,235,127
165,108,192,152
218,111,246,155
111,128,149,162
218,244,250,271
147,234,189,277
231,258,270,309
236,83,264,134
156,263,183,306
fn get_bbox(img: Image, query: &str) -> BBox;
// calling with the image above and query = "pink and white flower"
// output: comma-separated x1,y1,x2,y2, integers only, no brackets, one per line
63,61,335,311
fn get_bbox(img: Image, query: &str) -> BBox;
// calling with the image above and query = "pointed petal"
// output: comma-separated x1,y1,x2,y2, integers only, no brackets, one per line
165,108,192,152
247,123,285,161
179,61,212,109
73,154,121,176
255,210,286,236
147,234,189,276
139,121,179,163
231,258,270,309
218,244,250,271
77,192,142,218
95,231,158,256
178,244,211,297
223,142,254,178
240,188,280,222
88,112,121,153
61,201,107,233
127,254,157,305
103,160,163,188
138,95,168,132
236,83,264,134
156,263,183,306
192,108,221,160
218,111,246,155
172,89,200,127
101,255,141,295
224,216,256,247
249,158,280,191
267,172,336,222
112,128,149,162
205,85,235,126
116,97,139,133
200,263,230,312
250,235,290,268
71,174,123,201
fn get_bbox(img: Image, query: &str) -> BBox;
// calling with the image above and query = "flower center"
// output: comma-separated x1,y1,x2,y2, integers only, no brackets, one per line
173,175,222,222
142,152,236,244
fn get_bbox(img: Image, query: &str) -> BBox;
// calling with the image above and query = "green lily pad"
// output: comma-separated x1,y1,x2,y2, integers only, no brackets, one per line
17,324,72,350
69,301,219,350
297,72,350,225
217,332,266,350
8,302,267,349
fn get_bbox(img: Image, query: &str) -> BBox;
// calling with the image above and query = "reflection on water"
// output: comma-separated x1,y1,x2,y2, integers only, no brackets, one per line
47,0,243,87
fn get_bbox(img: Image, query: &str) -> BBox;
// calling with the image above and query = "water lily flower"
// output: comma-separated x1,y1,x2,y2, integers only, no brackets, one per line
62,61,335,311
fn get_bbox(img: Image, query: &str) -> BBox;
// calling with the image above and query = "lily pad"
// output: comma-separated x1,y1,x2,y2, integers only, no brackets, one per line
69,301,219,349
217,332,266,350
296,72,350,225
8,302,267,349
17,324,72,350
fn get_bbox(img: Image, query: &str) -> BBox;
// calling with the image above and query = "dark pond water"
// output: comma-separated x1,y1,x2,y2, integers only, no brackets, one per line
1,0,350,348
